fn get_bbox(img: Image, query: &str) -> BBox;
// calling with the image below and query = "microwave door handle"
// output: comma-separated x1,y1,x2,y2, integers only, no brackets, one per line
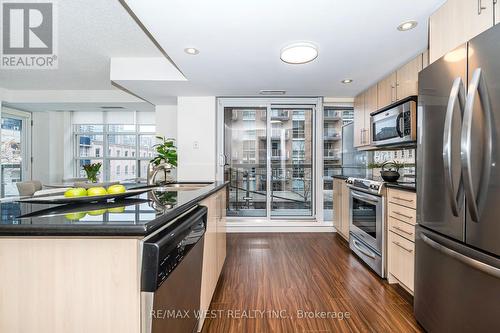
396,113,403,137
443,77,466,217
461,68,493,223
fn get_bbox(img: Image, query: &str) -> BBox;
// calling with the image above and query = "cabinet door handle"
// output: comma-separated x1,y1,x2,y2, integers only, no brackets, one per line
478,0,487,14
393,196,413,203
393,211,413,219
392,225,413,236
392,241,413,253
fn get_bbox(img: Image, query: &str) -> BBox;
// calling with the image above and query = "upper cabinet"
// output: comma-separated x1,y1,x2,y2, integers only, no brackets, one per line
354,52,423,149
353,85,377,148
396,54,422,100
377,73,396,109
429,0,496,64
353,92,366,147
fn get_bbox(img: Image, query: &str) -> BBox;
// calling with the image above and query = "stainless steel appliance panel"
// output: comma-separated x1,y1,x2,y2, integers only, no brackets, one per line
370,97,417,147
417,44,467,241
464,25,500,257
349,233,384,277
349,189,383,254
414,226,500,332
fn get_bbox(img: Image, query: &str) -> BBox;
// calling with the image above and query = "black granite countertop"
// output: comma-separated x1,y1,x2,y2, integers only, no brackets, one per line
385,182,416,192
0,181,228,237
331,175,349,180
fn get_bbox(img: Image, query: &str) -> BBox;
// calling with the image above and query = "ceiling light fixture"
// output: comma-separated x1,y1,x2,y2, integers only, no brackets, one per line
184,47,199,55
397,20,418,31
259,90,286,95
341,79,353,84
280,42,318,64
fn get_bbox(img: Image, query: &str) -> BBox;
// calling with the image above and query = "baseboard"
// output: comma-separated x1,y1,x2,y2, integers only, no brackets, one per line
226,224,336,233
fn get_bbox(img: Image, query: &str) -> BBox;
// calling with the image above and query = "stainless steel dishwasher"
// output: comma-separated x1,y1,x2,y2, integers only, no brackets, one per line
141,206,207,333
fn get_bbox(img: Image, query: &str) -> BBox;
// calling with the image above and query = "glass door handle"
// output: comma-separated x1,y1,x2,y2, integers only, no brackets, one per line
443,77,465,217
461,68,493,222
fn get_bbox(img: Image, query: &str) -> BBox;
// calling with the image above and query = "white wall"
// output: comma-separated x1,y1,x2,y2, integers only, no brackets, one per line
155,105,177,140
32,111,72,184
176,97,216,182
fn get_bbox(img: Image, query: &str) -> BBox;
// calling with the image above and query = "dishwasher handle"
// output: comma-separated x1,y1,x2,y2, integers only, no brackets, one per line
141,206,207,292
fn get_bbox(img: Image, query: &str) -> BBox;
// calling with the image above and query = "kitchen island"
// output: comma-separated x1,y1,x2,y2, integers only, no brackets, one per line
0,181,228,333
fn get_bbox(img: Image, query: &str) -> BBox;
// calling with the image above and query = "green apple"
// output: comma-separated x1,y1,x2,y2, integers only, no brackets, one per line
87,187,107,196
107,184,126,195
64,187,87,198
64,212,86,220
107,206,125,213
87,209,107,216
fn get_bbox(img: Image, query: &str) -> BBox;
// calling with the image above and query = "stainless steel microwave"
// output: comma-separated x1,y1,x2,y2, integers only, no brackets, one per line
370,96,417,147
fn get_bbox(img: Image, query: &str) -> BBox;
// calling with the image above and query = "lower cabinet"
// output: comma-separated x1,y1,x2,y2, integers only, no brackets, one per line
388,230,415,292
386,188,416,294
333,178,350,241
198,187,227,331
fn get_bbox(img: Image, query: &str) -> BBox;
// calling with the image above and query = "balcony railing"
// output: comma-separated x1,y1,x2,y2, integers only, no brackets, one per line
324,110,342,120
324,149,341,161
323,130,341,140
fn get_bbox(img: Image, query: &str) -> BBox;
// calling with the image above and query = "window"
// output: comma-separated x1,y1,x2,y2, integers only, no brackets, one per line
73,123,156,181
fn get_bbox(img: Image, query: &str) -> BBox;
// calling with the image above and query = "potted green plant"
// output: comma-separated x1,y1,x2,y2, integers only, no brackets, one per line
82,162,102,183
150,137,177,167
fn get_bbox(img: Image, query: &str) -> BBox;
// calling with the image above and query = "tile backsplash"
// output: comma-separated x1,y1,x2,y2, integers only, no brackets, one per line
370,148,416,181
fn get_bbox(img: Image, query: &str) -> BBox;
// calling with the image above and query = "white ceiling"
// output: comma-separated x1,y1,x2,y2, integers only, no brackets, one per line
0,0,162,90
123,0,446,98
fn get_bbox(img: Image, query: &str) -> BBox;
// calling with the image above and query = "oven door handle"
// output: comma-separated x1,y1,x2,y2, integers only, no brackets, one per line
351,191,380,205
352,238,376,259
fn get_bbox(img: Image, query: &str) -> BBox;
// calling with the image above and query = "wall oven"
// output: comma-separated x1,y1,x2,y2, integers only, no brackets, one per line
346,177,385,277
370,96,417,147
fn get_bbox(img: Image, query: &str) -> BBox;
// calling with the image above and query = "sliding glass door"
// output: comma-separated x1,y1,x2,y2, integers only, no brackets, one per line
224,107,267,217
270,106,313,217
1,109,31,197
221,99,317,219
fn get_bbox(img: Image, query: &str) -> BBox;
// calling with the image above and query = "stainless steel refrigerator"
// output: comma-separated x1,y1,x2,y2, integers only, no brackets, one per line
416,24,500,332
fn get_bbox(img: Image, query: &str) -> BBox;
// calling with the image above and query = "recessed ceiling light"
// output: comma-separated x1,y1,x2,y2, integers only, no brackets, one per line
184,47,199,55
280,42,318,64
341,79,353,84
397,20,418,31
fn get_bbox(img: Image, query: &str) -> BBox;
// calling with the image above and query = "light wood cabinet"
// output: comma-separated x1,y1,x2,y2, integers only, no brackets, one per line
333,178,350,241
386,188,417,294
387,188,417,209
333,178,343,231
340,181,350,240
422,49,429,69
429,0,494,64
353,92,365,147
396,54,422,100
388,231,415,291
198,187,227,332
364,84,377,146
216,189,227,276
377,72,397,109
353,85,376,148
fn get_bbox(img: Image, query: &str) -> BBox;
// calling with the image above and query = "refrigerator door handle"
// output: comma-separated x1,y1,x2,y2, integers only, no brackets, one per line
461,68,493,222
443,77,466,217
421,234,500,279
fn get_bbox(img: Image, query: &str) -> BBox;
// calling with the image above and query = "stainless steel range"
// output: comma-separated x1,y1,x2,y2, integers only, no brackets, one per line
345,177,385,277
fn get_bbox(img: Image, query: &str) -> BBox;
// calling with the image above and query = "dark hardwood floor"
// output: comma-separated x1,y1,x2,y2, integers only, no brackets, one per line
202,233,423,333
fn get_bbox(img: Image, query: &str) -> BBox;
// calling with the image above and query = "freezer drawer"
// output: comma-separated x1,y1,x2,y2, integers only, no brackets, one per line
414,226,500,332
